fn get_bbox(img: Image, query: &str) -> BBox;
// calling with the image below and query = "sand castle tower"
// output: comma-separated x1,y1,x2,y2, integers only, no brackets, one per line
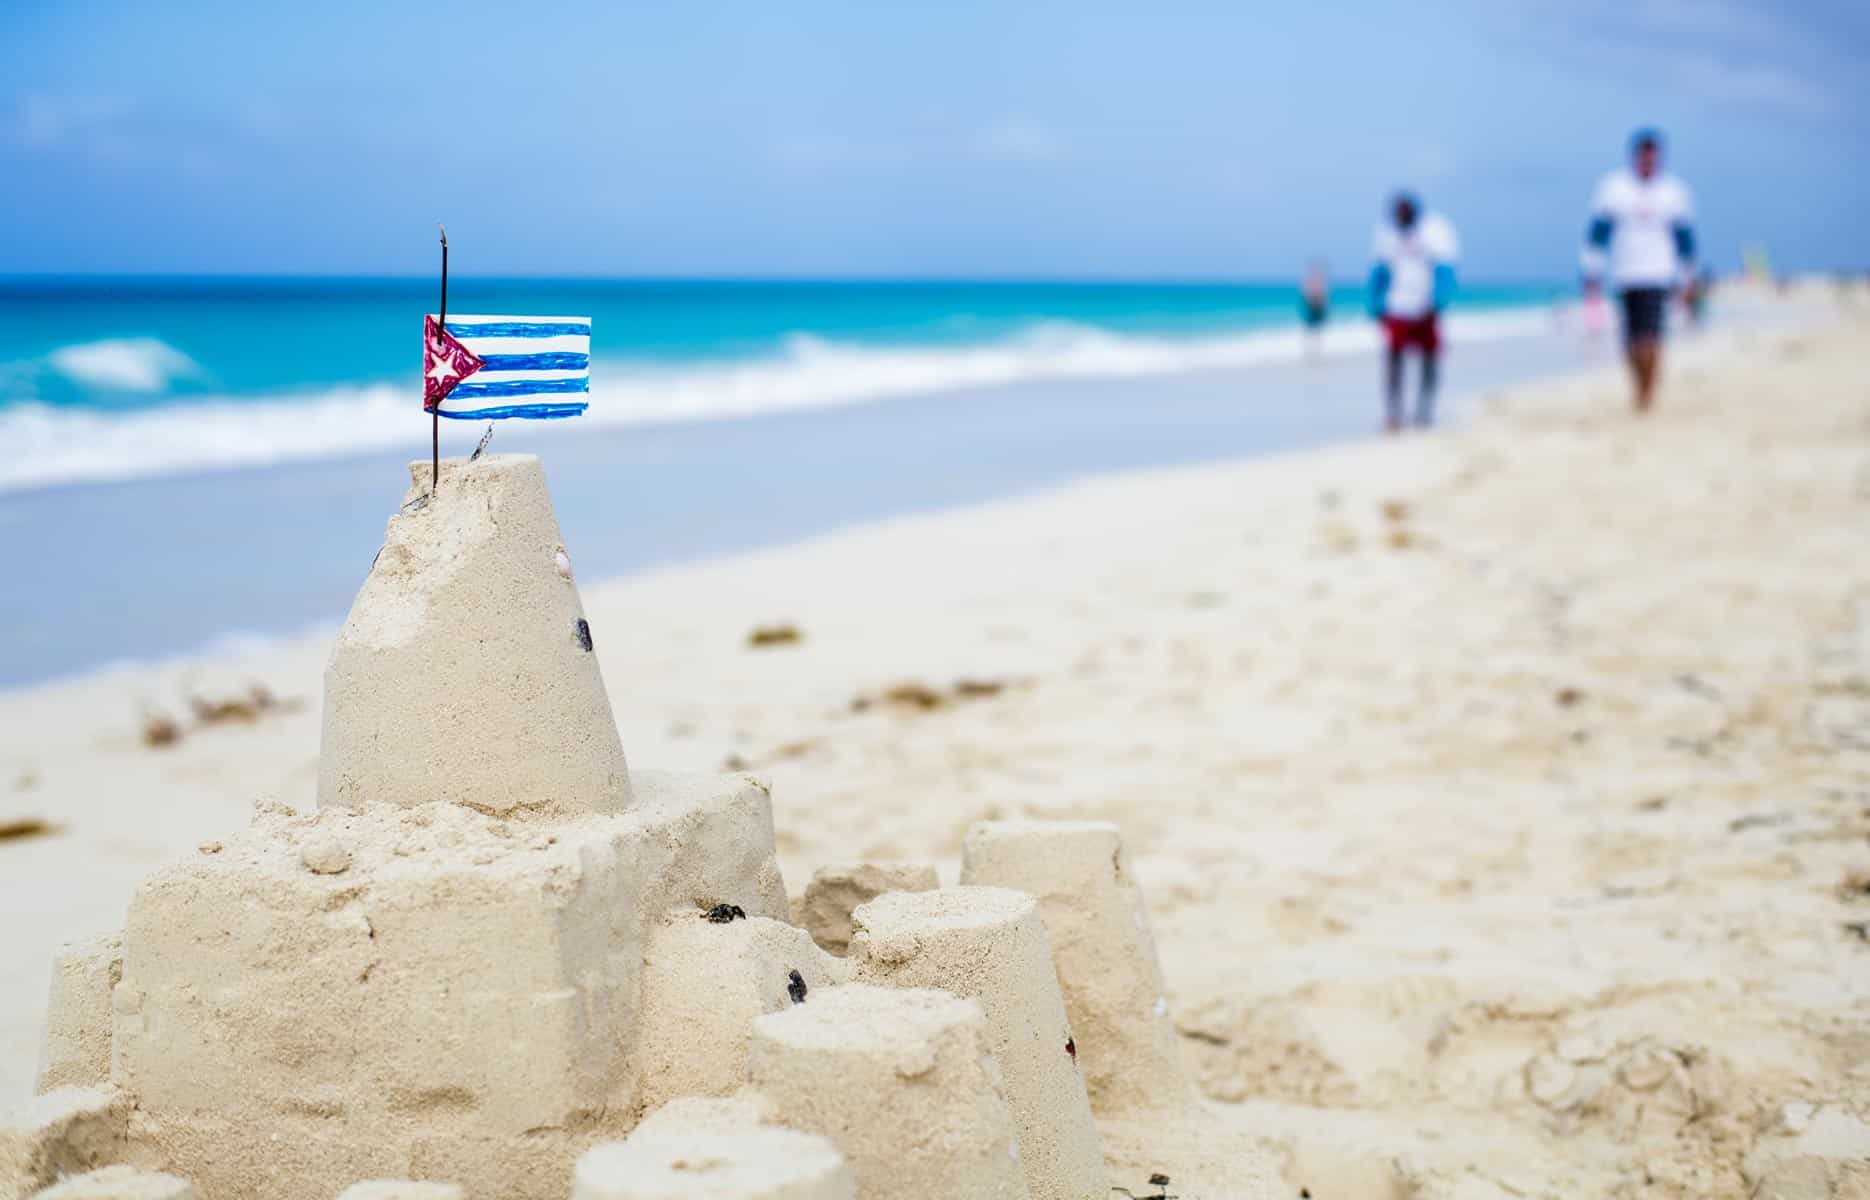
7,455,1211,1200
318,456,631,816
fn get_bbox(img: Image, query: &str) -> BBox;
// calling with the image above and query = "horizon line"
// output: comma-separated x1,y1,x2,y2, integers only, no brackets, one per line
0,271,1577,289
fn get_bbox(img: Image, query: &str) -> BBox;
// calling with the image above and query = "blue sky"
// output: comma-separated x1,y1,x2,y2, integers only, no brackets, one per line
2,0,1865,280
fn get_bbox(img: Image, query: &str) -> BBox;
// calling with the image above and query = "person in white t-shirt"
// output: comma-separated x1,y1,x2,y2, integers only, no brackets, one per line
1368,192,1458,432
1581,128,1697,413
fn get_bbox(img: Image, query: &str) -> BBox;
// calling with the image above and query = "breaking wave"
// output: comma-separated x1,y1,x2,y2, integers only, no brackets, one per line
46,337,201,392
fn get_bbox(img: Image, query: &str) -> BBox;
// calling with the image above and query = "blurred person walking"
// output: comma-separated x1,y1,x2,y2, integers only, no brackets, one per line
1581,128,1697,413
1368,192,1459,432
1685,265,1714,328
1300,260,1330,357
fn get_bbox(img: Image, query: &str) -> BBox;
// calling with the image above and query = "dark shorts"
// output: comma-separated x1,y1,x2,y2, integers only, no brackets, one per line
1382,313,1440,354
1619,287,1669,345
1301,299,1327,329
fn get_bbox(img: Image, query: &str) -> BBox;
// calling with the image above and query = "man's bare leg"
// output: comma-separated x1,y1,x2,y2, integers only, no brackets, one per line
1385,348,1406,433
1414,352,1440,428
1629,338,1660,413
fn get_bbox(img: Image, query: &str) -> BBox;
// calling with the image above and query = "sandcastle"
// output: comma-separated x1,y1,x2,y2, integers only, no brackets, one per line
5,455,1199,1200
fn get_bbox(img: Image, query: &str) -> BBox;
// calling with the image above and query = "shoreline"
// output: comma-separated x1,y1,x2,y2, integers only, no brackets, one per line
3,293,1867,1195
0,308,1625,687
1,290,1566,498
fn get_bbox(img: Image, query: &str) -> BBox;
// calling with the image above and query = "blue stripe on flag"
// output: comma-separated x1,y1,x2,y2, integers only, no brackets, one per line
474,352,590,373
445,320,590,339
438,401,589,420
448,377,590,400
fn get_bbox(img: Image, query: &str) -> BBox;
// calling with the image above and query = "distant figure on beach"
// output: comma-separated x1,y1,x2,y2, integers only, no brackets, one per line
1685,265,1713,328
1368,192,1459,432
1581,128,1696,413
1300,261,1330,354
1580,283,1612,339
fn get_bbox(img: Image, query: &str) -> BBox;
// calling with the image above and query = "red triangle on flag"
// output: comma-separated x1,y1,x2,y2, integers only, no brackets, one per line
423,314,485,408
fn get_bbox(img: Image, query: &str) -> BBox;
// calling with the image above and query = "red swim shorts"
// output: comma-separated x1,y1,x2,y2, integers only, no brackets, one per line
1382,314,1440,354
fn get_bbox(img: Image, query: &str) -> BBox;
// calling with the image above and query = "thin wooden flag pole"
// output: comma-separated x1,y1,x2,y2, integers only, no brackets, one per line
432,224,448,497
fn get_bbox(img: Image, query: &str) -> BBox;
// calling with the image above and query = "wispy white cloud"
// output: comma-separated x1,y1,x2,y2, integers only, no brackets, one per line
968,118,1066,164
1629,0,1841,115
771,119,1070,172
1400,143,1458,188
1628,0,1786,44
9,91,132,150
6,90,240,178
1665,53,1834,117
1511,0,1849,120
769,133,911,171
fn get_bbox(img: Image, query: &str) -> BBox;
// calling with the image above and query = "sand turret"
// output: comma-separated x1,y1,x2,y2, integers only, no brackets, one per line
960,821,1190,1114
849,888,1107,1200
317,455,630,817
33,936,119,1095
747,986,1029,1200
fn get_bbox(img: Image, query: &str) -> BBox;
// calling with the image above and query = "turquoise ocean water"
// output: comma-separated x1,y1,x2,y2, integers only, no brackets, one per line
0,278,1562,494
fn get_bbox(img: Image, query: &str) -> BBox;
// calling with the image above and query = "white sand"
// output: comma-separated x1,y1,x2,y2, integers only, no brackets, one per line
4,298,1869,1197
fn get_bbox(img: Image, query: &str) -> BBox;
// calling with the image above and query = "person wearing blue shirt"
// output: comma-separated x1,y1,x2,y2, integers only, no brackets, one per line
1368,192,1459,432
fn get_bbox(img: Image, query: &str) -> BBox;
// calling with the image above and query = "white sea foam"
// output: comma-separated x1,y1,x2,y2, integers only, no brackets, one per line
45,337,201,392
0,308,1556,495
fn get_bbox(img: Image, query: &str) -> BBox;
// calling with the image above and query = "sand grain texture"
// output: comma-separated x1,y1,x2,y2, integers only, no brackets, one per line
30,1166,197,1199
335,1182,463,1200
573,1096,854,1200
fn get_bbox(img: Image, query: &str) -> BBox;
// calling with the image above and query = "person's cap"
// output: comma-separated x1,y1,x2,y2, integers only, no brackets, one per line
1630,127,1664,153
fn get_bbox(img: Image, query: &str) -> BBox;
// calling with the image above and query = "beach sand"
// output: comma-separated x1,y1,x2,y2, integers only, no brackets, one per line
3,301,1867,1196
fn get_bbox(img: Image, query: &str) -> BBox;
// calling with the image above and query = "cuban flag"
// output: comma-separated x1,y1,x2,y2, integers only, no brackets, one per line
423,313,590,419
